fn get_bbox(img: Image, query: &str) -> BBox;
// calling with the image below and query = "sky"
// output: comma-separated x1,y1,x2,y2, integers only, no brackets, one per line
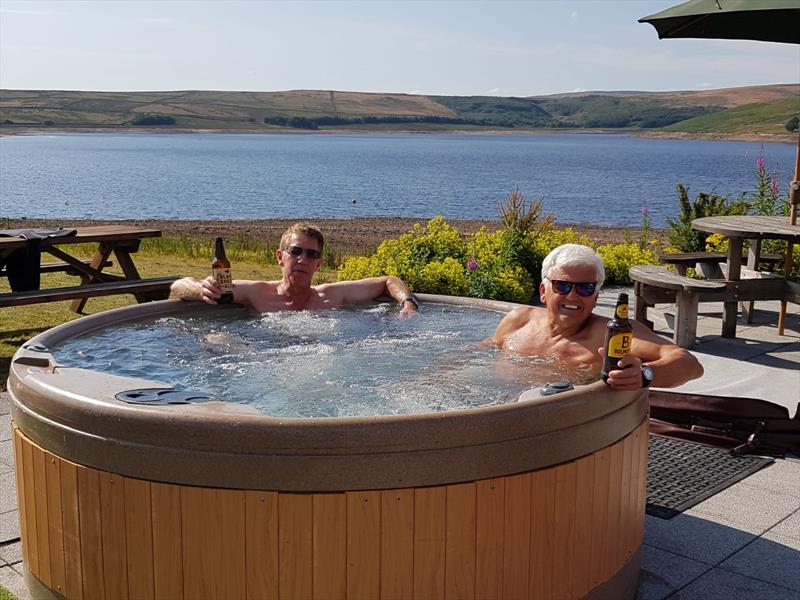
1,0,798,96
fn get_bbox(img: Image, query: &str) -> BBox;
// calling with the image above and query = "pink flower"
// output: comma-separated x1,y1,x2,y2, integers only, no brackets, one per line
642,206,650,217
770,173,780,197
467,258,478,271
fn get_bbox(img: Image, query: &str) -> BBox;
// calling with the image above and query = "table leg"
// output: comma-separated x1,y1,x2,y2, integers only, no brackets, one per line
113,241,151,303
674,290,699,348
741,239,762,324
722,237,743,338
70,243,115,313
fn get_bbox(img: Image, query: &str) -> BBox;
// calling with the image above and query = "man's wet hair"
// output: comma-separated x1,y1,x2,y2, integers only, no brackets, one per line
280,222,325,252
541,244,605,291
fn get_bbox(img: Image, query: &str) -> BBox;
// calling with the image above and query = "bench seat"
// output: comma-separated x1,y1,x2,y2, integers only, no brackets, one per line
0,259,112,278
630,265,726,348
0,276,178,309
659,252,782,276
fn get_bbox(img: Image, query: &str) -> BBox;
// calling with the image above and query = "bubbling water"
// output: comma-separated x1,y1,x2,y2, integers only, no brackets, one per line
52,303,593,417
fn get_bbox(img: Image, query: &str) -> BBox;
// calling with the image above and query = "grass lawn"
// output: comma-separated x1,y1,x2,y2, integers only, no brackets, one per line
0,245,338,389
0,586,19,600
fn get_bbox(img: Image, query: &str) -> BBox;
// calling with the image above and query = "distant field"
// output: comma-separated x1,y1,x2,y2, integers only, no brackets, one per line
1,84,797,136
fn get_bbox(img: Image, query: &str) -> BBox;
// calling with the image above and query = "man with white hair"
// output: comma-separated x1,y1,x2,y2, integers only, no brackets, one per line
490,244,703,390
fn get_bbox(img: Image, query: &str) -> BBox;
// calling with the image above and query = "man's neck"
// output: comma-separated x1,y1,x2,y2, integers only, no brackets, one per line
277,279,314,307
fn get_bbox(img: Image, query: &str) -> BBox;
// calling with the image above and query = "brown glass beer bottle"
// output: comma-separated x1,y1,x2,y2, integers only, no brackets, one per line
602,293,633,381
212,237,234,304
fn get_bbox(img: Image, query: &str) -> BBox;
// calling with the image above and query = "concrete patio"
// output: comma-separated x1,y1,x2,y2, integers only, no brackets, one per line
1,288,798,599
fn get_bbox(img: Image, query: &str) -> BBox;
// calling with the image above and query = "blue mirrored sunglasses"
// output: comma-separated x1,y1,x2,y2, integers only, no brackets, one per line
550,279,597,297
285,245,322,259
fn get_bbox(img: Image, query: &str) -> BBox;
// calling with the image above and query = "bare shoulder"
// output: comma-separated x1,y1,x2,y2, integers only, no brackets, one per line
492,306,537,342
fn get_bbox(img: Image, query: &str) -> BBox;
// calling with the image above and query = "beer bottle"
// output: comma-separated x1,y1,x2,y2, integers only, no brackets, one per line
602,293,633,382
212,237,234,304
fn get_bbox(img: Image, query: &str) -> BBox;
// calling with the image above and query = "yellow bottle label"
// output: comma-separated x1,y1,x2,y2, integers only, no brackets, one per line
213,267,233,293
607,332,633,358
615,304,629,319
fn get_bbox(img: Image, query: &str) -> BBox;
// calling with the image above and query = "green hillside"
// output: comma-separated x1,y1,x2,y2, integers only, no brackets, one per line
662,97,800,135
0,85,797,136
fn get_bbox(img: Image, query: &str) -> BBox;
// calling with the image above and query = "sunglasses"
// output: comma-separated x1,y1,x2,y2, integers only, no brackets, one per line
284,245,322,259
549,279,597,297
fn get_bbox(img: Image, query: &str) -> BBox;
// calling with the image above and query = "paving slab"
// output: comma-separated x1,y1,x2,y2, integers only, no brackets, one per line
635,544,710,600
0,474,15,515
643,513,756,565
686,476,800,536
0,512,19,545
0,440,13,475
0,564,31,600
720,534,800,592
670,566,799,600
0,541,22,567
767,509,800,541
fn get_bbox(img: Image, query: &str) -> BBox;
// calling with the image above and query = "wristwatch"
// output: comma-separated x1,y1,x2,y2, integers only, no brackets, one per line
402,295,419,309
641,364,654,388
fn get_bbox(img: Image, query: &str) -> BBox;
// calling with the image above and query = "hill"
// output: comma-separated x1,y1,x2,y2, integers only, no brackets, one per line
0,85,797,138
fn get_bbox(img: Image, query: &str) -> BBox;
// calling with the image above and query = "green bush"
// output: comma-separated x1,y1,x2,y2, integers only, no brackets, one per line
597,243,659,284
666,184,749,252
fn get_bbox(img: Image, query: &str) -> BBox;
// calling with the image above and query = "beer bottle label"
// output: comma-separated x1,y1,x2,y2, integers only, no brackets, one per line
615,304,629,319
606,333,632,358
213,267,233,293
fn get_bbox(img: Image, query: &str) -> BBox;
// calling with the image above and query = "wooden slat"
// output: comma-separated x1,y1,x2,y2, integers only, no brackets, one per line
279,494,313,600
0,276,177,308
31,445,52,587
124,478,154,600
503,473,532,599
636,424,650,548
245,491,279,600
311,493,346,600
380,489,414,600
151,483,184,600
589,446,611,588
77,466,105,600
181,486,212,600
45,450,66,596
445,482,476,600
619,435,634,567
553,462,578,599
100,473,128,600
604,441,624,579
218,490,246,600
573,454,596,598
625,427,642,559
413,486,446,599
475,478,504,599
60,461,84,600
346,491,381,600
12,430,30,576
529,468,555,600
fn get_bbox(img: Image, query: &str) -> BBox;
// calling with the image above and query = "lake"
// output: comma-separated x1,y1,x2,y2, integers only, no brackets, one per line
0,132,794,227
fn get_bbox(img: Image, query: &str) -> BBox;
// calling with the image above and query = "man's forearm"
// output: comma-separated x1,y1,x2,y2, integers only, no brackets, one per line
170,277,203,301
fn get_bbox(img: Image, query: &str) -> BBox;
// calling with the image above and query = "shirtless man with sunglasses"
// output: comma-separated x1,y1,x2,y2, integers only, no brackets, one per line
170,222,419,316
490,244,702,391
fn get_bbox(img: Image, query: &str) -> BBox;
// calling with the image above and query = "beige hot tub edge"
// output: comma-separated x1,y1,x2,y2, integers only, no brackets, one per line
9,295,648,599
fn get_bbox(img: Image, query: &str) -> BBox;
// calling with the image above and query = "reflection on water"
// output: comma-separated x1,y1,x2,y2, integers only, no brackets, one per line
52,304,594,417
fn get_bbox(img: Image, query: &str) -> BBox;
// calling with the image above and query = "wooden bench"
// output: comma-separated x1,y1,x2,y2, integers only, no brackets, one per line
0,259,112,278
659,252,783,276
0,276,178,309
630,265,726,347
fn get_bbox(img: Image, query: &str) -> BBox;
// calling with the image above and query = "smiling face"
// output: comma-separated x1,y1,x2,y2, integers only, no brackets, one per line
277,234,323,285
540,263,600,328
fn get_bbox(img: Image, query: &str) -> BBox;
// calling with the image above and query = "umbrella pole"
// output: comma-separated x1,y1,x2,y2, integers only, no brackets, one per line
777,134,800,335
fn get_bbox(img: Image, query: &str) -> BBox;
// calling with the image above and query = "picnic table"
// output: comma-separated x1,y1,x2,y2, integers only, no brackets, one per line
0,225,178,312
631,216,800,347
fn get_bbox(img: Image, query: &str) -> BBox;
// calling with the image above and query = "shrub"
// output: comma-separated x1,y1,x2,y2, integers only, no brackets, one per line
597,243,659,284
666,184,749,252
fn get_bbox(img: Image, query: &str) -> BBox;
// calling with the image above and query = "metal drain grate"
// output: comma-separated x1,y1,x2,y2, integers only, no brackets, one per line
646,435,773,519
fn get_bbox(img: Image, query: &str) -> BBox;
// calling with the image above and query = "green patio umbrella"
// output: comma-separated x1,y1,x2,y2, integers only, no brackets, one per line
639,0,800,44
640,0,800,334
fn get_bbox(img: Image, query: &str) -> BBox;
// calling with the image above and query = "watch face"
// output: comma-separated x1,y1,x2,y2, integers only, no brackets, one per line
642,365,654,380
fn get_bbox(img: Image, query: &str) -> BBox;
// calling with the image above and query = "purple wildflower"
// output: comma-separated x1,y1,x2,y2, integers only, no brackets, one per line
467,258,478,271
642,206,650,217
770,173,780,197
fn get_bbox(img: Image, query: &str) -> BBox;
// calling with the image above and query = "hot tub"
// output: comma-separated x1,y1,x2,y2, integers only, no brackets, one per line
9,294,648,600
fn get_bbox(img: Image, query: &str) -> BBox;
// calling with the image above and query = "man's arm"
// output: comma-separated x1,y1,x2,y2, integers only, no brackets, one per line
170,276,256,307
486,307,531,347
320,276,419,314
602,321,703,390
